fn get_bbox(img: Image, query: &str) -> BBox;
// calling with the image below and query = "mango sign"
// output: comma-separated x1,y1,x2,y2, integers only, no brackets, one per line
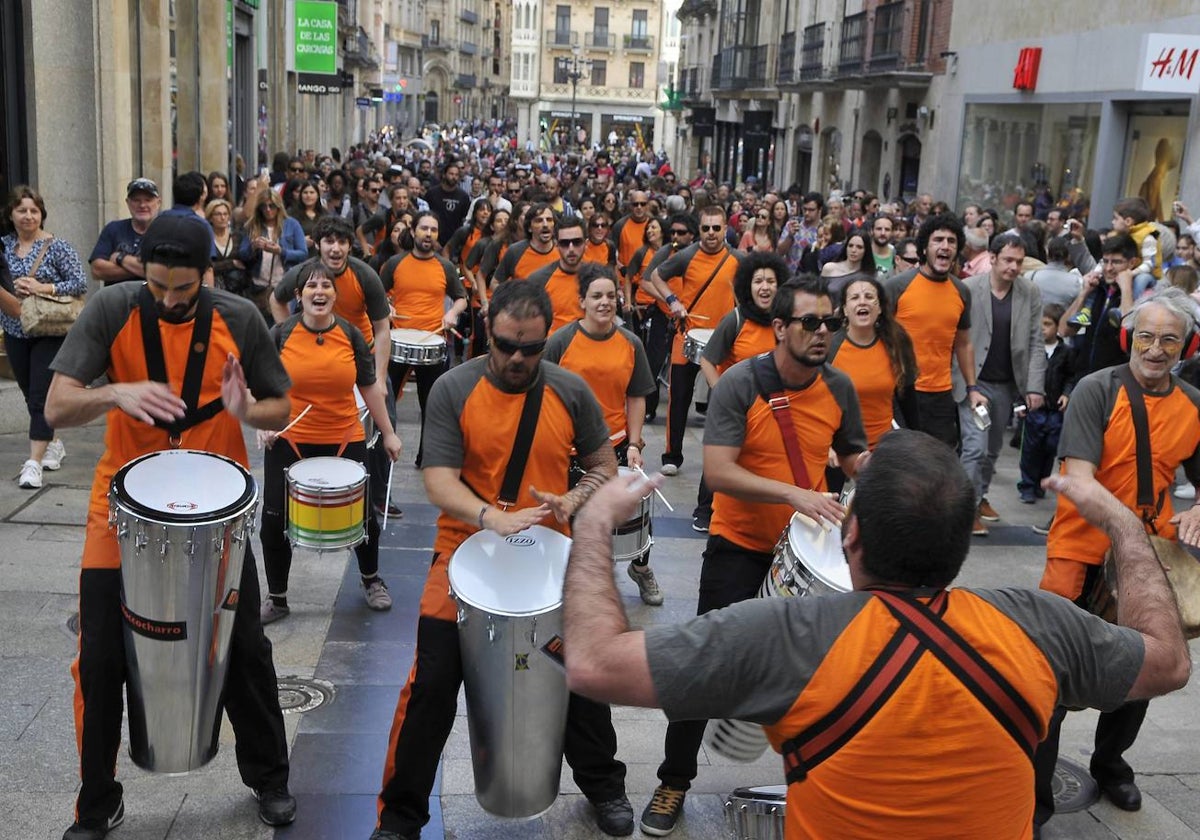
294,1,338,76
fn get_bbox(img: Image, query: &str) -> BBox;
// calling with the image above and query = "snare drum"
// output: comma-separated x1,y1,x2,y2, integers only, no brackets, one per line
285,457,368,550
683,328,714,366
760,512,851,599
612,466,652,562
390,328,448,366
354,386,379,449
724,785,787,840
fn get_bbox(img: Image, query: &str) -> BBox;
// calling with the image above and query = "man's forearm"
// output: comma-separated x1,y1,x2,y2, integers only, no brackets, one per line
562,445,618,515
243,395,291,430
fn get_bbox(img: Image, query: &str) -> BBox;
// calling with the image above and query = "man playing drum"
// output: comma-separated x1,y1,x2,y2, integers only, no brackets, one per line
372,281,634,839
1034,286,1200,831
636,276,868,836
45,215,297,837
564,432,1189,840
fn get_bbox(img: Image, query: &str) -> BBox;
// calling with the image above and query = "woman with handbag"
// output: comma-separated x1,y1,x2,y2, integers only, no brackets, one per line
239,188,306,321
0,186,88,488
206,198,249,297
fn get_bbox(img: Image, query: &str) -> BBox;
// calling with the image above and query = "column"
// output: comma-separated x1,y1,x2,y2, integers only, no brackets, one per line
174,0,229,174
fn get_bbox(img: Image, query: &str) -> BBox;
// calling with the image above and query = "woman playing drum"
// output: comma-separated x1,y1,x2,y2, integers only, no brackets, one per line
542,262,664,605
258,265,403,623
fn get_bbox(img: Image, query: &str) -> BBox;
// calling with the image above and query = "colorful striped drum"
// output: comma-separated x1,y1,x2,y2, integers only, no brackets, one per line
285,457,368,550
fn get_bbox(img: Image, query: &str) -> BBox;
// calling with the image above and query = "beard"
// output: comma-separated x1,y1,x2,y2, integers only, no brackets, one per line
156,297,197,324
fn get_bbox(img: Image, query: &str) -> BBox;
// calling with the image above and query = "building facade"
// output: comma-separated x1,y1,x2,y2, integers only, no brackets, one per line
419,0,510,126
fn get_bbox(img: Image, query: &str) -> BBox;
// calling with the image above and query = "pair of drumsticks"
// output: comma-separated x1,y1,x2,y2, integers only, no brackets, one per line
394,312,465,341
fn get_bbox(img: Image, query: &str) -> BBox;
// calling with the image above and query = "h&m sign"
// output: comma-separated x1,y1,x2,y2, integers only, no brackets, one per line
1138,34,1200,94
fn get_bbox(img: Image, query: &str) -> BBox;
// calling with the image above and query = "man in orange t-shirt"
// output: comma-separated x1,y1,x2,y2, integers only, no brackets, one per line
492,203,559,284
611,190,650,274
526,214,588,334
884,214,986,449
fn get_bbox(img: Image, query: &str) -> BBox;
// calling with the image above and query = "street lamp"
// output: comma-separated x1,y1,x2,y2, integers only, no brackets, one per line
555,45,591,152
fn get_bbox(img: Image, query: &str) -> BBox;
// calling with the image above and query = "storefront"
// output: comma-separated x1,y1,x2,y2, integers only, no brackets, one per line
712,109,777,186
539,109,594,151
599,113,655,151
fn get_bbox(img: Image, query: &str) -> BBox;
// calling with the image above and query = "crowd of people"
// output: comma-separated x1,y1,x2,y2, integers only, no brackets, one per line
4,127,1198,839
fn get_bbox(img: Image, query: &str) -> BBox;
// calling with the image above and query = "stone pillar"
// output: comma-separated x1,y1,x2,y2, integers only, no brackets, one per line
138,0,173,193
174,0,229,176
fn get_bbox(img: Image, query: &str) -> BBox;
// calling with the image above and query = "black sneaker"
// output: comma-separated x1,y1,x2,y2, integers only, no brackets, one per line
1032,515,1054,536
253,786,297,826
592,795,634,836
373,501,403,518
63,799,124,840
640,785,686,836
691,512,710,532
368,831,415,840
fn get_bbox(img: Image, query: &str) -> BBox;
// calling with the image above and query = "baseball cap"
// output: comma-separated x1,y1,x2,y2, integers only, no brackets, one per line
126,177,160,198
138,215,212,272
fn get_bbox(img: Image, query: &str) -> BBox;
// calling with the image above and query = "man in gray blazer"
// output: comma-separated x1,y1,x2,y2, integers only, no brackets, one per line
953,233,1046,535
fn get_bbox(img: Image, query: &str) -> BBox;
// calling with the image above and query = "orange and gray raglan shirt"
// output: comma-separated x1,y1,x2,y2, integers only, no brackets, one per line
646,587,1143,839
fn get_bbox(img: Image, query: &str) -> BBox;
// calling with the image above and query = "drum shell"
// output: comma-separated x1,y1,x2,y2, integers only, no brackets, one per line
111,452,258,774
285,458,368,551
683,329,713,366
390,329,448,366
724,785,787,840
611,467,652,562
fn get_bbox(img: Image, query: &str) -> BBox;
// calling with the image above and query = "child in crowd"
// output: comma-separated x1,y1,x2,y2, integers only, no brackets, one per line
1018,303,1077,503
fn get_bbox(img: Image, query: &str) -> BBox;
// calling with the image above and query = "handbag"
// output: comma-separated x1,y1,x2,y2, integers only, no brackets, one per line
17,239,86,337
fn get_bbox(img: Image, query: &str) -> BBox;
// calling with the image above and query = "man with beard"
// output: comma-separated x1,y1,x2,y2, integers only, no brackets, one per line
869,214,895,278
885,214,986,448
611,190,651,275
45,215,297,837
637,276,868,836
372,281,634,840
526,215,588,333
379,212,467,467
493,203,560,285
89,178,162,285
424,162,471,246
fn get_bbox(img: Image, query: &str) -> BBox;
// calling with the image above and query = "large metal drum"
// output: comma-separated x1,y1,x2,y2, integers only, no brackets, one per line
449,525,572,819
724,785,787,840
390,328,447,365
111,449,258,773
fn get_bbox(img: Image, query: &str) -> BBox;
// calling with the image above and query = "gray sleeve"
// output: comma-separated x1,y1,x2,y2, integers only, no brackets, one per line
701,311,740,367
1057,370,1115,464
442,258,466,301
352,259,391,322
1025,282,1046,394
342,319,377,386
49,284,136,382
1068,239,1097,275
972,588,1144,711
217,293,292,399
823,366,868,455
1177,380,1200,486
273,261,306,303
543,363,610,458
656,247,692,282
702,361,758,447
882,270,916,315
954,277,972,330
494,244,519,284
421,363,481,470
621,328,656,397
541,322,574,364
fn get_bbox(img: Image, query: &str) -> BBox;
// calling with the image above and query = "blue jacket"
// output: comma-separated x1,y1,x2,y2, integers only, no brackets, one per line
238,216,308,270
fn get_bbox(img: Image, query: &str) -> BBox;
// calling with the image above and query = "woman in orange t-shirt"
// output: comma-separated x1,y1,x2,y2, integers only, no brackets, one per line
257,265,403,624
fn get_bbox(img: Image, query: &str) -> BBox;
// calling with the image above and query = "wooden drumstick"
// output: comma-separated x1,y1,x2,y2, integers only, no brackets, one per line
393,313,413,320
383,459,395,529
445,326,465,340
687,313,710,321
276,404,312,437
634,466,674,512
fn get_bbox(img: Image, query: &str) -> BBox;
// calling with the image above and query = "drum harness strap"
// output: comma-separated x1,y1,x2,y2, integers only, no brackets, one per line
780,588,1041,785
138,285,223,447
1114,365,1164,533
495,379,545,510
749,353,812,489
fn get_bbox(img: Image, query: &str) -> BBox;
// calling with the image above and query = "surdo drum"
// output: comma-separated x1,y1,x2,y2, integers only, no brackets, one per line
390,327,447,366
110,449,258,773
284,457,368,550
724,785,787,840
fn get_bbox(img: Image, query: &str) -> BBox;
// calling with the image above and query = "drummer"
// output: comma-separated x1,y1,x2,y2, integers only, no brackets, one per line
491,202,559,285
635,275,867,837
44,215,297,834
526,214,588,334
373,281,635,839
543,262,661,605
378,211,466,467
693,251,788,531
258,265,404,624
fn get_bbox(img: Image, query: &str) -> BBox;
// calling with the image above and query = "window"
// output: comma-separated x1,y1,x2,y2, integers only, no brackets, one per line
431,20,440,43
629,61,644,88
594,7,609,37
556,5,571,35
591,59,607,86
631,10,647,39
554,58,569,84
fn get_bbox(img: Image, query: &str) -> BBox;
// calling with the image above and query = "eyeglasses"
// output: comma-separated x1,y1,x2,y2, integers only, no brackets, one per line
491,335,548,356
700,224,723,233
1101,257,1130,267
757,214,769,221
1131,331,1184,353
289,167,306,173
787,314,845,332
367,187,382,194
897,255,919,265
591,221,610,229
631,201,647,207
670,228,690,236
557,237,585,248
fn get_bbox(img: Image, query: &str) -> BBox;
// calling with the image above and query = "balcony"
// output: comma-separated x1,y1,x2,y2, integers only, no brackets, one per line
777,31,796,84
459,41,478,55
343,26,380,68
455,73,477,89
838,12,866,75
791,4,934,90
798,23,825,82
712,44,772,91
676,0,718,22
678,64,709,102
623,34,654,53
460,8,478,25
546,29,578,49
585,32,616,51
870,1,904,72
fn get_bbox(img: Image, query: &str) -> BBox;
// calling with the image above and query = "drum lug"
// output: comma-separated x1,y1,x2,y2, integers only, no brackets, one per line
487,617,496,643
528,617,537,647
184,528,197,556
134,528,148,551
457,606,467,626
116,521,129,540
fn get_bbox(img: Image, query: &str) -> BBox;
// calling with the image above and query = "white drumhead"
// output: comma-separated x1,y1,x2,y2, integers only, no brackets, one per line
391,328,446,347
449,525,571,616
122,450,249,515
287,456,367,487
787,512,852,592
686,328,714,344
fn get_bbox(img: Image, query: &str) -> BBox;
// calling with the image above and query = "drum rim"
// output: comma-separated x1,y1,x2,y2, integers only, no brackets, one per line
729,784,788,800
111,449,256,525
285,456,368,488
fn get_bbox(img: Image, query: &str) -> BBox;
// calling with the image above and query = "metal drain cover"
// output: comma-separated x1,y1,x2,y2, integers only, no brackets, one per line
277,677,335,714
1053,757,1099,813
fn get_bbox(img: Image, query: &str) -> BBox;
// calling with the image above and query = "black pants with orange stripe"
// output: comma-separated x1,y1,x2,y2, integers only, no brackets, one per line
389,359,447,466
656,535,771,789
663,362,700,468
73,553,288,826
377,608,627,835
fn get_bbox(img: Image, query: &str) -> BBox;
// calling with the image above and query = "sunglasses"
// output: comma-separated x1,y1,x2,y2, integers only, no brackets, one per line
492,335,547,356
557,237,585,247
631,201,647,207
897,255,919,264
700,224,723,232
670,228,689,236
367,187,382,194
289,167,306,173
787,314,845,332
591,221,610,229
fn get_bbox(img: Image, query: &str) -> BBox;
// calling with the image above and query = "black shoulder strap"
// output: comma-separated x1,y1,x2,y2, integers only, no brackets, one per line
497,379,545,508
138,285,223,443
688,248,733,312
1115,365,1162,524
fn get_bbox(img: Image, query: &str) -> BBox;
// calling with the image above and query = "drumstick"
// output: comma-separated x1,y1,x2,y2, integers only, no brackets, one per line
393,313,413,320
634,466,674,512
445,326,464,340
383,459,395,529
276,404,312,437
686,313,710,321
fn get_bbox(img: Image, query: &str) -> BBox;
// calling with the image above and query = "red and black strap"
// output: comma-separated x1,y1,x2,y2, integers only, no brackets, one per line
750,353,811,489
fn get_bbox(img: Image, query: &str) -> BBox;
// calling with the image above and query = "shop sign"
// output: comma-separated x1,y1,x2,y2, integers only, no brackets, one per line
1012,47,1041,91
1138,34,1200,93
294,1,338,76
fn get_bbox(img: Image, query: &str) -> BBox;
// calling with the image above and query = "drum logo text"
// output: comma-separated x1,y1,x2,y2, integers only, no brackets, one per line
540,635,566,671
221,590,240,611
167,501,198,511
514,653,530,671
505,535,536,547
121,602,188,641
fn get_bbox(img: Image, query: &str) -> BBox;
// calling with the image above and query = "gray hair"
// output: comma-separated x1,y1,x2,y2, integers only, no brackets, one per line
964,226,989,251
1122,285,1197,337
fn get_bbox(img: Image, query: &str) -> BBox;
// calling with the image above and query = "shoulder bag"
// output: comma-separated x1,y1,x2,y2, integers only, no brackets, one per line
19,238,86,337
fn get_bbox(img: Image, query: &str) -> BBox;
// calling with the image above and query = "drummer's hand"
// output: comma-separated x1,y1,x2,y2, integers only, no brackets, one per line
626,446,644,471
382,431,403,462
1168,504,1200,548
786,488,845,530
442,313,458,332
221,353,251,421
484,503,552,535
256,429,278,450
112,381,187,425
577,470,660,531
530,486,575,524
1043,473,1128,534
669,300,687,321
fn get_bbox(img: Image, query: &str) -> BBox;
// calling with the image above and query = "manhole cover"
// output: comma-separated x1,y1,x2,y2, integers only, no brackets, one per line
1053,757,1099,813
277,677,335,714
66,612,80,635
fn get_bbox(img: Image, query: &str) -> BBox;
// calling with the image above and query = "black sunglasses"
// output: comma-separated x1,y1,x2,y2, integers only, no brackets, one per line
670,228,690,236
897,255,919,264
787,314,845,332
492,335,548,356
557,237,585,247
631,201,647,207
700,224,723,232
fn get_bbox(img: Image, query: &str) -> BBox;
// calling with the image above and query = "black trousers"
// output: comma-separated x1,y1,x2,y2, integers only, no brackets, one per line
1018,409,1064,496
260,439,380,594
663,362,700,468
73,555,288,826
640,309,672,418
915,389,960,451
4,331,62,441
656,535,772,789
377,609,627,835
388,359,446,466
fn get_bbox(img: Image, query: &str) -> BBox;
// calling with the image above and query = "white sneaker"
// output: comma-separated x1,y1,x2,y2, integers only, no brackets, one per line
660,463,679,477
1174,483,1196,500
18,459,42,489
41,438,66,471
